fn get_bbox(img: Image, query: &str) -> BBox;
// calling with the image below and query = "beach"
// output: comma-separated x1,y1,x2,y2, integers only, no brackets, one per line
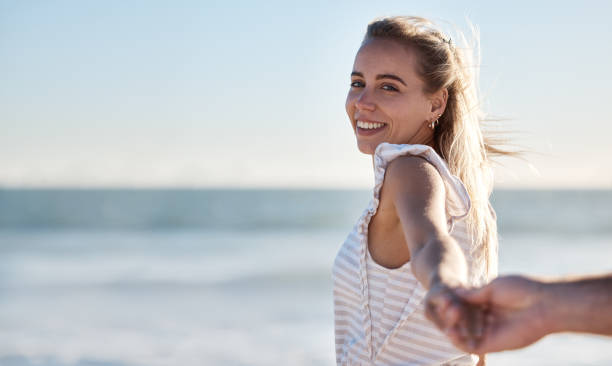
0,189,610,365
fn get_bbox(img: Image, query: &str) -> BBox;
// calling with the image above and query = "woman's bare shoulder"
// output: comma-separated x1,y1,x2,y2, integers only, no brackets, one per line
384,154,445,200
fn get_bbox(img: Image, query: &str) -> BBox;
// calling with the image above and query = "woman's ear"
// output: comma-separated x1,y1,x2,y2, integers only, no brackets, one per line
430,88,448,117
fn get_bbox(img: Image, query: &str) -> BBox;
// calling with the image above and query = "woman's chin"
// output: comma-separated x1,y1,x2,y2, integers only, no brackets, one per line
357,141,380,155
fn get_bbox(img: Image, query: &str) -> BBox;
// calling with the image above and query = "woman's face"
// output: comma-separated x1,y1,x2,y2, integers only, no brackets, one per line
345,38,439,155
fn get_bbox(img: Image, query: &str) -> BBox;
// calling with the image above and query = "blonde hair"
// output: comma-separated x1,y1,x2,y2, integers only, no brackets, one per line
364,16,506,281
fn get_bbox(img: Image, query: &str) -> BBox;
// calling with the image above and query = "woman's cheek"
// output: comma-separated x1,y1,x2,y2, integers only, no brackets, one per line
345,93,355,113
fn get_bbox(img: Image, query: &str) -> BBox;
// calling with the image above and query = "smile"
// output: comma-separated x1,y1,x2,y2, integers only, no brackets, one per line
356,120,387,135
357,120,386,129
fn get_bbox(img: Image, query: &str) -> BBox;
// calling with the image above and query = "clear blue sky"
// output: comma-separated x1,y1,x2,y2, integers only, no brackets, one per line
1,0,611,188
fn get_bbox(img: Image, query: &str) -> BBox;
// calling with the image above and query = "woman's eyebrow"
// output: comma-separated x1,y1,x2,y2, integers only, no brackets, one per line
376,74,406,86
350,71,406,86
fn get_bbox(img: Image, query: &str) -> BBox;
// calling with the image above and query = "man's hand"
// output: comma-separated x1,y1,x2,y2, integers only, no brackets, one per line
448,275,549,354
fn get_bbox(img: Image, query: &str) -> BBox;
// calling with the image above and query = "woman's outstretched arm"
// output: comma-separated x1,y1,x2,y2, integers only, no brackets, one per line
385,155,475,333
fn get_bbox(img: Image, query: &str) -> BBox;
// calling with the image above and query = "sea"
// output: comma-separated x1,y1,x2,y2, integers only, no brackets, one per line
0,189,610,366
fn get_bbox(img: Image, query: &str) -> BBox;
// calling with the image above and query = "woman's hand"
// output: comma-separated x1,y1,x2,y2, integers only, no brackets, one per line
425,282,486,350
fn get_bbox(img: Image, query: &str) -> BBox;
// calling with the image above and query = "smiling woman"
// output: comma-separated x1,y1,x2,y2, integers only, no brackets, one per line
332,16,510,365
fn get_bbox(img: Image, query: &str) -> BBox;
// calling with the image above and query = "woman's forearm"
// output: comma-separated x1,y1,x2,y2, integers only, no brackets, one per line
412,234,469,290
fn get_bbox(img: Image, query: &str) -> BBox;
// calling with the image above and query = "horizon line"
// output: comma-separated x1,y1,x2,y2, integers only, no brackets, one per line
1,185,610,191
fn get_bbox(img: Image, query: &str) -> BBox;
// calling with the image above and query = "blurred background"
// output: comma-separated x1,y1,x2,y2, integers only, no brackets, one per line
1,1,611,365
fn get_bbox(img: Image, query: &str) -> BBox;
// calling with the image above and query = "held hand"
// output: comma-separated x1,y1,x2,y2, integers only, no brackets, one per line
424,282,485,348
449,275,549,354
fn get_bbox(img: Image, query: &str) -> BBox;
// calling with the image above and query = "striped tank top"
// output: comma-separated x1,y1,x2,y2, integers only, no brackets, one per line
332,142,495,365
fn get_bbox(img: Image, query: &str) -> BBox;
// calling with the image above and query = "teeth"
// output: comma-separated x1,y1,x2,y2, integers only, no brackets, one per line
357,120,385,129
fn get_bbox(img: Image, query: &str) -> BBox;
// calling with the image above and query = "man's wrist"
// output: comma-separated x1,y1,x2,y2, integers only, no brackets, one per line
538,280,571,335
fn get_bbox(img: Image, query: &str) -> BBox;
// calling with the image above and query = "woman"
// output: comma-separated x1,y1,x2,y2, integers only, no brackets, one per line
332,16,500,365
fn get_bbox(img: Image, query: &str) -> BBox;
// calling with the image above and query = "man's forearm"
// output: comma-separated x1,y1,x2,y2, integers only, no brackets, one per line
543,274,612,336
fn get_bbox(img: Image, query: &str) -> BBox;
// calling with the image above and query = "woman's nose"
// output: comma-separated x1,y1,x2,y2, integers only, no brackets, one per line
355,90,376,111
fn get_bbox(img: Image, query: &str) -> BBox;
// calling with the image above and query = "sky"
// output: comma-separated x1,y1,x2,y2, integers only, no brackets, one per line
1,0,611,189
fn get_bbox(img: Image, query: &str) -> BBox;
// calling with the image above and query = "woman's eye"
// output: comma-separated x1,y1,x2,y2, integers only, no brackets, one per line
350,80,364,88
381,84,398,92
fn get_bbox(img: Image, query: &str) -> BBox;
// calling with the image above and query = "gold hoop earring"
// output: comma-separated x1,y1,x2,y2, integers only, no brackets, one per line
429,114,442,129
